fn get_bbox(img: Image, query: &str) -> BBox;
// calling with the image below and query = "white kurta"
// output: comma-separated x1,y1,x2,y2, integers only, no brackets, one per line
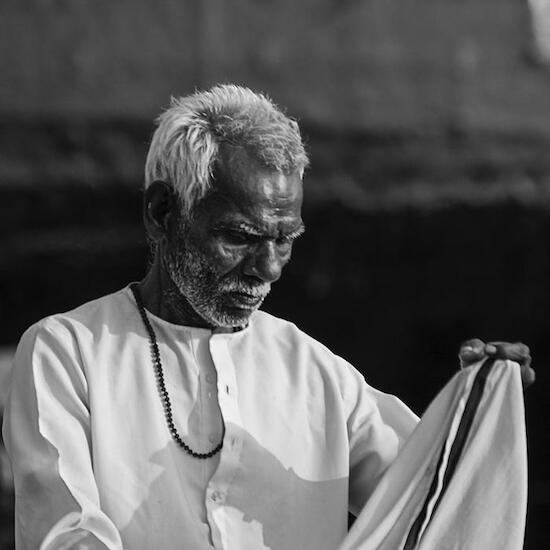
3,286,418,550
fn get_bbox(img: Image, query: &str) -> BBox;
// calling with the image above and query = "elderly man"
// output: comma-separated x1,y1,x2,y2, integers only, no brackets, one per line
3,85,533,550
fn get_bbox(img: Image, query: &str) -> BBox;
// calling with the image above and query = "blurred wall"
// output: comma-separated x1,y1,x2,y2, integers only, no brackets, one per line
1,1,550,548
1,0,549,129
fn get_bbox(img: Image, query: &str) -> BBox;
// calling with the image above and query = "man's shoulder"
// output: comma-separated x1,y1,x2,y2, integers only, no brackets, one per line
251,309,312,338
23,286,133,341
250,310,340,358
249,310,369,393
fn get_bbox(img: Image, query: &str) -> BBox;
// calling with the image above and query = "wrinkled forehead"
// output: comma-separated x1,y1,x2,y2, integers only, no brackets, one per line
210,143,303,208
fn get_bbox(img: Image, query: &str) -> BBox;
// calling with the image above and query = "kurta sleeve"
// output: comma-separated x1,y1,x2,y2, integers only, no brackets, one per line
2,320,123,550
342,362,419,516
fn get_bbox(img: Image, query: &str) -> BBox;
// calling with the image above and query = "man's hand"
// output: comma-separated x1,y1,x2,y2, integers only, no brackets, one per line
458,338,535,389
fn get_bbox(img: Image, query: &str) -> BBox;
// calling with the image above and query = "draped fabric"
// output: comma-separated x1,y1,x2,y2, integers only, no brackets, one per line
339,358,527,550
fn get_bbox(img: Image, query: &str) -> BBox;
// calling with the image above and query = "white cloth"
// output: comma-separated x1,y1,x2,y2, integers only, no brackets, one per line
339,358,527,550
2,286,418,550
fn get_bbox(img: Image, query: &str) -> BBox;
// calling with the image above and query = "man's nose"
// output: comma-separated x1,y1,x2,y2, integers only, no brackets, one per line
242,241,285,283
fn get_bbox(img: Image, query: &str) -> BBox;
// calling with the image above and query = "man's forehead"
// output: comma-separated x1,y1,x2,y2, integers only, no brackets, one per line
213,144,267,185
210,144,302,202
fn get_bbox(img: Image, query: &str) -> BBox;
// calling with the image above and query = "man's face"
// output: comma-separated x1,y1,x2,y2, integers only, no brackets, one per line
164,146,304,328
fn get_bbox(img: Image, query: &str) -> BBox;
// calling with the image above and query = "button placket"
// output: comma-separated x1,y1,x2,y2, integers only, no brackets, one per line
205,334,244,549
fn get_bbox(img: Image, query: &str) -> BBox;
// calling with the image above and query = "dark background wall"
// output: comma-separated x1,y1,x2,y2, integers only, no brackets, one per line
1,1,549,548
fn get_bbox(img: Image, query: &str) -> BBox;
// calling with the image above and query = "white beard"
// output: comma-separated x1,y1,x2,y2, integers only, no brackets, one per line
164,229,270,328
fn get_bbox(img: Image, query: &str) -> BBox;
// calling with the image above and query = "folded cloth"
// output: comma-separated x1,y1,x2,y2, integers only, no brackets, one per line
339,358,527,550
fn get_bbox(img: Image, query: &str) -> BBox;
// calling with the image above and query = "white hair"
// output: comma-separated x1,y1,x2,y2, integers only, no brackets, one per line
144,84,309,216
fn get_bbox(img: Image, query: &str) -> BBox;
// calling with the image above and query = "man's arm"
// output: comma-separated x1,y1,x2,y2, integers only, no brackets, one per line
2,321,123,550
341,361,419,517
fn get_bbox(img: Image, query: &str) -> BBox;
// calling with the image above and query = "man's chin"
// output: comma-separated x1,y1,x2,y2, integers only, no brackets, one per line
205,303,259,329
185,291,266,329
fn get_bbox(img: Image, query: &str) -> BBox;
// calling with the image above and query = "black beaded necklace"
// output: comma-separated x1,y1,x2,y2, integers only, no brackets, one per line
130,283,225,459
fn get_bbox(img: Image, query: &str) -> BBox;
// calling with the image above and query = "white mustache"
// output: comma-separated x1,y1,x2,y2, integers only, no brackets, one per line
221,281,271,298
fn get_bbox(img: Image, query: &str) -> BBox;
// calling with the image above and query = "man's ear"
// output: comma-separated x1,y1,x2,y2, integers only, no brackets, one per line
143,181,175,242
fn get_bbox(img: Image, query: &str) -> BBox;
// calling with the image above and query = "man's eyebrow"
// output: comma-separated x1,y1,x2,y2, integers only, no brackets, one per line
212,221,264,235
285,223,306,239
213,221,306,238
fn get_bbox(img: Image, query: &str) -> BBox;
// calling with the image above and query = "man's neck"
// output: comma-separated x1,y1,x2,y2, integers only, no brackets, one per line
137,253,214,329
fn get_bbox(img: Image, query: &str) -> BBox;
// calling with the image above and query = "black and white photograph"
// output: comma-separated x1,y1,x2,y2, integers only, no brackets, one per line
0,1,548,548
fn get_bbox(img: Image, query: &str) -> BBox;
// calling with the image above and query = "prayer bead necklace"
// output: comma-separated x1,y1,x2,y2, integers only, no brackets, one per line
130,283,224,459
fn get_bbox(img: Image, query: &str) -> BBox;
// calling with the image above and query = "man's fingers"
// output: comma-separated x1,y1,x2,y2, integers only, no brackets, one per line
458,338,486,367
486,342,534,389
458,339,535,389
486,342,531,366
459,338,485,357
521,365,536,389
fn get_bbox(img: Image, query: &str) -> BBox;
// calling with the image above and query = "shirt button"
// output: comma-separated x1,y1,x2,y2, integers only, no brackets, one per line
205,373,216,384
211,491,224,503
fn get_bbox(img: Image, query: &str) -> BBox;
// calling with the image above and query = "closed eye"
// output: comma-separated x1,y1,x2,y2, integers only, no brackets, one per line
215,223,305,247
276,225,305,245
219,229,260,246
276,235,296,246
